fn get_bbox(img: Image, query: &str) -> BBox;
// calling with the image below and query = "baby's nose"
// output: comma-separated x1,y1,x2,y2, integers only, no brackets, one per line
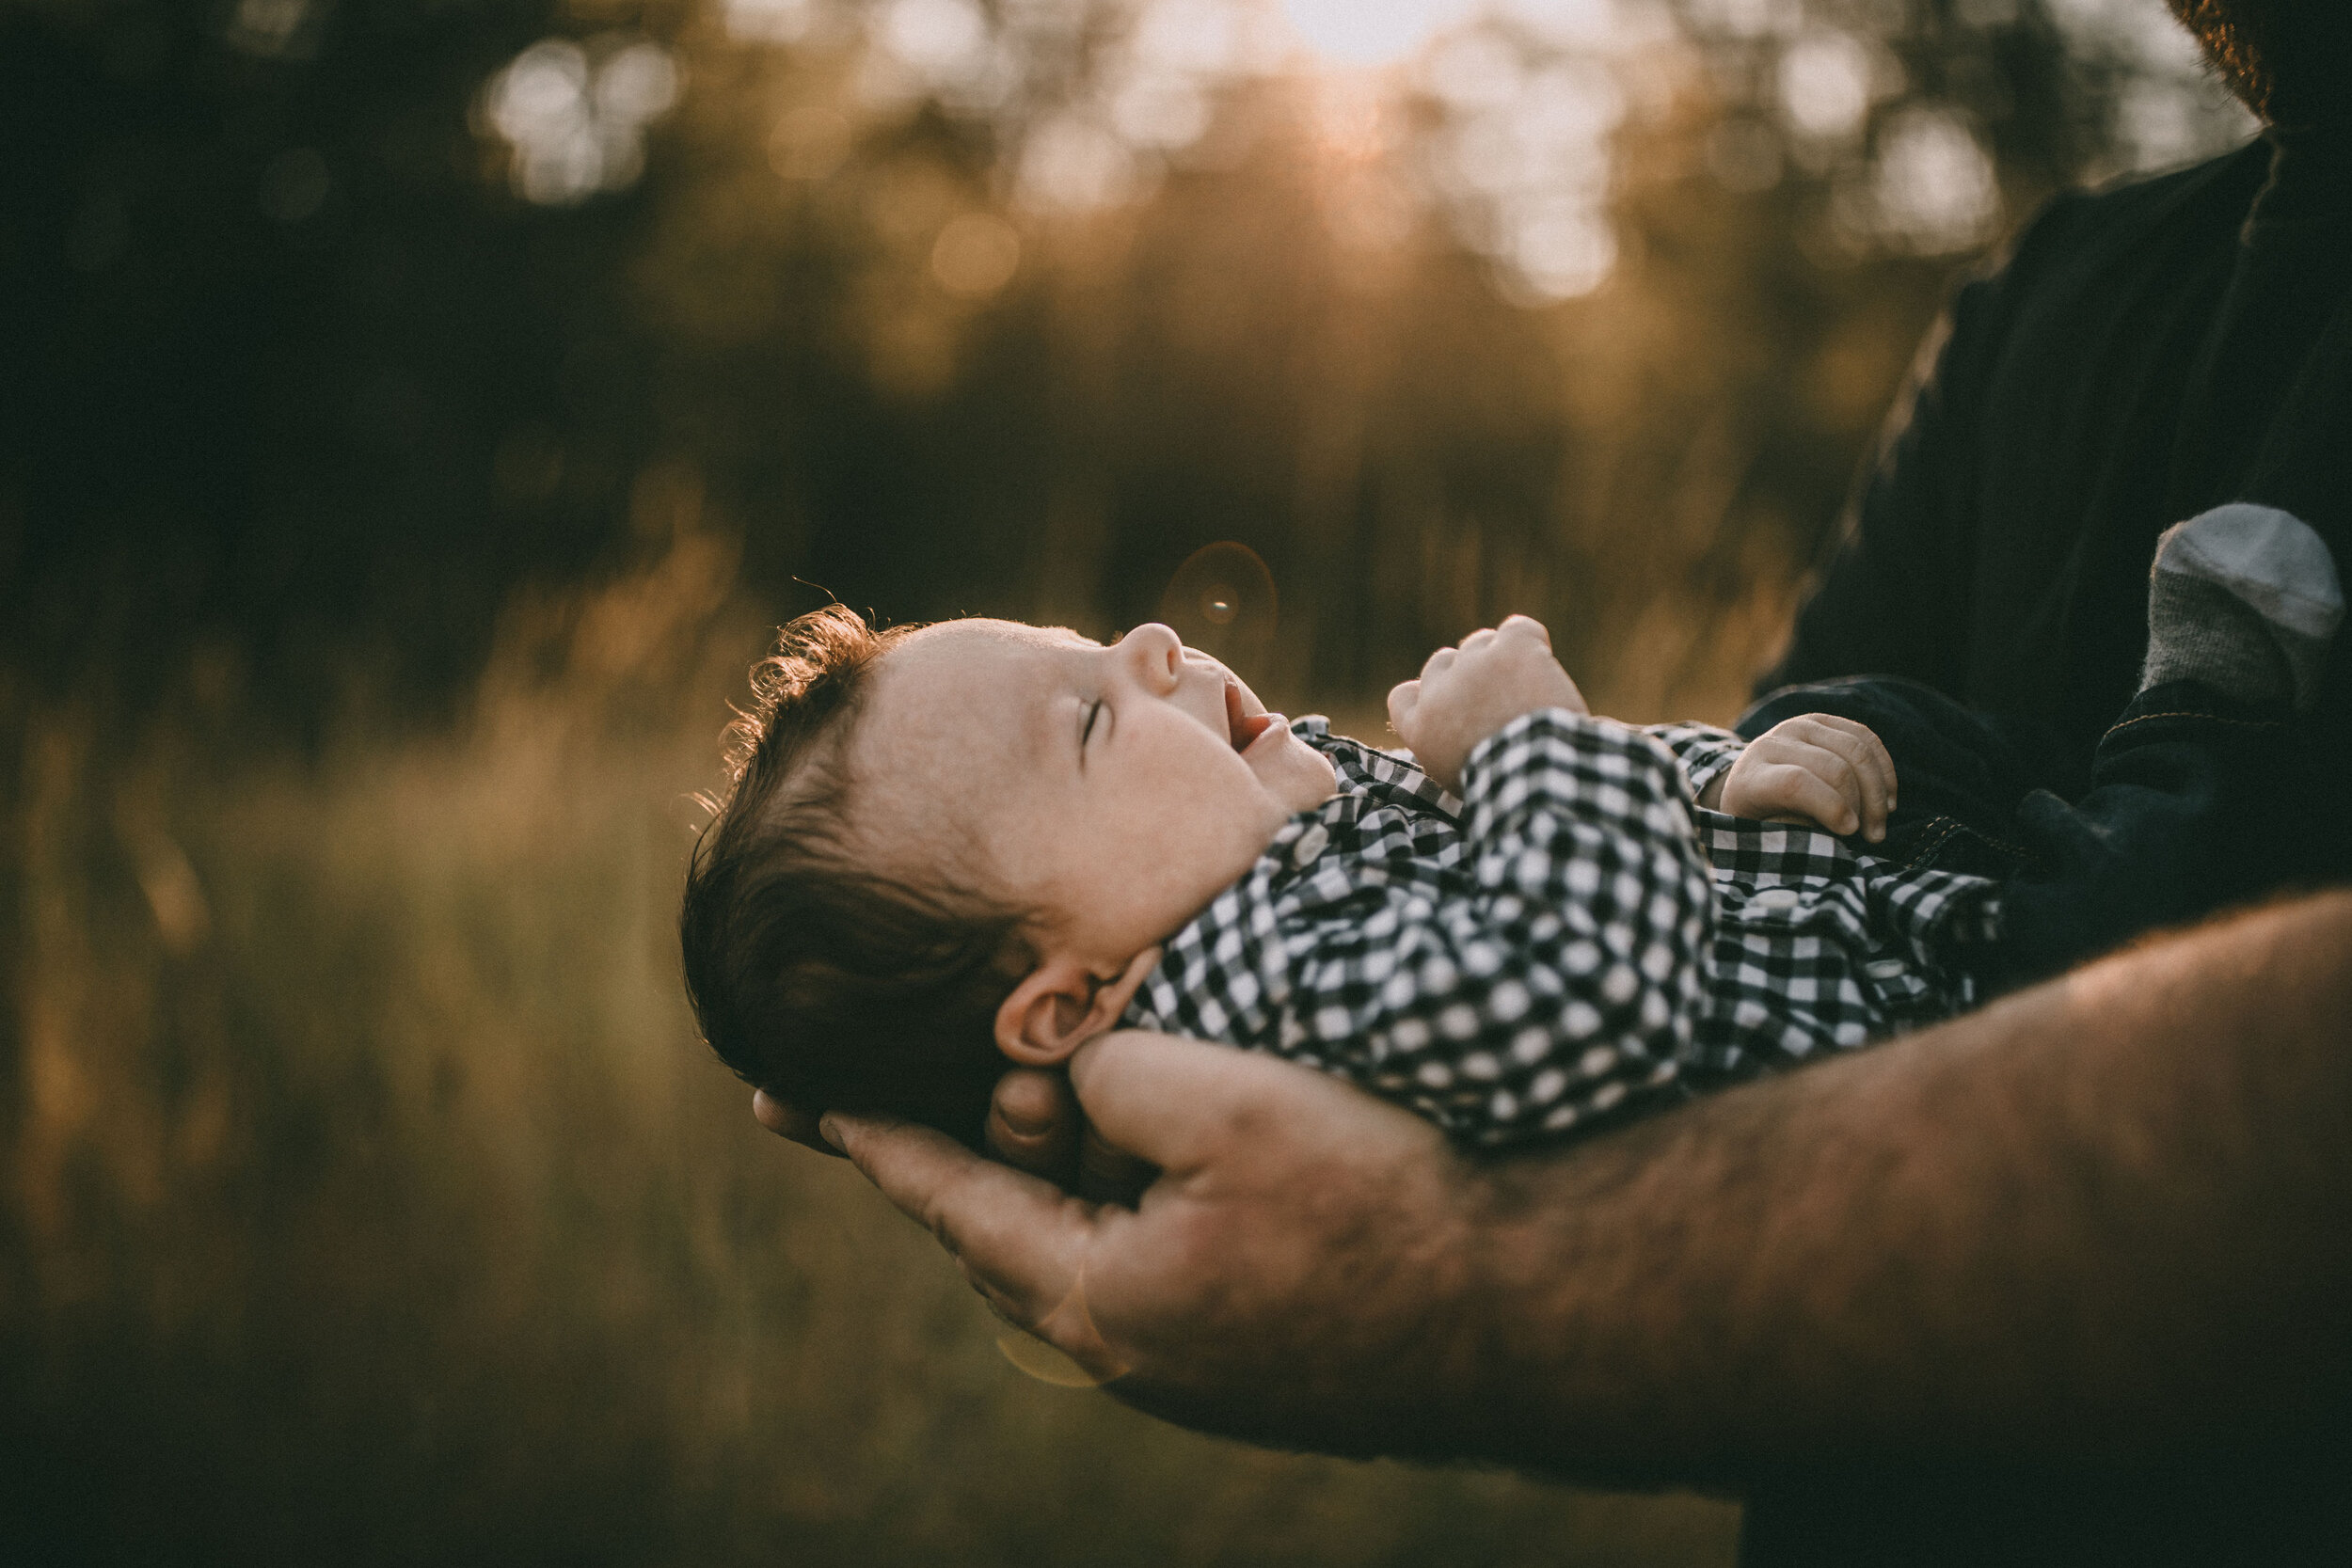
1121,622,1185,686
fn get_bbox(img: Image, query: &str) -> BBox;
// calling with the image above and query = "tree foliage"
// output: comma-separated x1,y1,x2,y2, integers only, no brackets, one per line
0,0,2248,726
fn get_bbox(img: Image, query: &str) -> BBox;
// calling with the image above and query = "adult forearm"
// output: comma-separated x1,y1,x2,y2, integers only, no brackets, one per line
1457,892,2352,1482
823,892,2352,1487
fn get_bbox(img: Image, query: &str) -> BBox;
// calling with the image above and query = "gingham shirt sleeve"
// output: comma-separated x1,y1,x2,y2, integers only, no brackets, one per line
1279,709,1717,1146
1642,721,1747,804
1299,719,1460,816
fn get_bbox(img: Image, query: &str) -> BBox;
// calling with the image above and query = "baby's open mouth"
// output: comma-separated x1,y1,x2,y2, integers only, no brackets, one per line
1225,677,1279,752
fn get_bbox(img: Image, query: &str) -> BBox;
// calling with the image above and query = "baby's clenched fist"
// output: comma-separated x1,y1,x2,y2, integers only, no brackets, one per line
1701,713,1897,842
1387,615,1587,794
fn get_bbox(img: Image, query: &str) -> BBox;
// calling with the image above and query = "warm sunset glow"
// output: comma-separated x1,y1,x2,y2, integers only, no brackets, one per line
1279,0,1476,68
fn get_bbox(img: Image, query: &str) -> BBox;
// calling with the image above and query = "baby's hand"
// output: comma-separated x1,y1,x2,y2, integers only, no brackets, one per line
1701,714,1896,842
1387,615,1587,794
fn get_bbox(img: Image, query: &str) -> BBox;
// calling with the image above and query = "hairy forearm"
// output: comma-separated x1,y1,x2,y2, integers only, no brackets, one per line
825,892,2352,1488
1454,892,2352,1483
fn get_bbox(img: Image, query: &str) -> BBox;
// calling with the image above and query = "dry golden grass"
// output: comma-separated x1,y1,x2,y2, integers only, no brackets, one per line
2,537,1741,1564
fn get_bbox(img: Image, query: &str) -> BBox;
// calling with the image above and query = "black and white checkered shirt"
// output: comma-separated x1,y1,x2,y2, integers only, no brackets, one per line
1122,710,2002,1148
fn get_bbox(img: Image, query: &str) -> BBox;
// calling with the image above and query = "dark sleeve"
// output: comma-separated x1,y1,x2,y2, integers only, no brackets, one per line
1761,199,2085,699
1761,302,1985,698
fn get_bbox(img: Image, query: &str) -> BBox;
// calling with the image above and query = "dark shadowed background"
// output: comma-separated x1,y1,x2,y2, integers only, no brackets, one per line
0,1,2248,1562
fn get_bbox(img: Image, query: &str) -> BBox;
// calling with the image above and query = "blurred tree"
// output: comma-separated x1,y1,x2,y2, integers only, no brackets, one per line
0,4,2266,1563
0,0,2252,731
0,0,681,733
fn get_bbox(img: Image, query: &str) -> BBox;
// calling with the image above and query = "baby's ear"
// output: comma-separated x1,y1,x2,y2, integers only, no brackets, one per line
993,947,1161,1066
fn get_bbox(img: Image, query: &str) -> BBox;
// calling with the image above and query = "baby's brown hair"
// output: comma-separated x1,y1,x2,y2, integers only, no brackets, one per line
679,606,1026,1146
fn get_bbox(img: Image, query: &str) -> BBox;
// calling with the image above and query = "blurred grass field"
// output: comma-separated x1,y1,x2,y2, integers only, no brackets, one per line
1,533,1740,1565
0,2,2263,1558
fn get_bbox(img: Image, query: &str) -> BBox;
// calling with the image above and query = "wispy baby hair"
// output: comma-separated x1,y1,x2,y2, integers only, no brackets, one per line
679,605,1025,1146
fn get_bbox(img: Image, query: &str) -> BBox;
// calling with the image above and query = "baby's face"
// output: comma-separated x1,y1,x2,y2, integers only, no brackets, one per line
851,619,1338,973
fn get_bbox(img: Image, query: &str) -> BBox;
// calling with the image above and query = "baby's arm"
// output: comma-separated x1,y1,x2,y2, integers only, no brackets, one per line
1386,619,1894,843
1386,615,1586,789
1276,708,1715,1148
1698,714,1896,842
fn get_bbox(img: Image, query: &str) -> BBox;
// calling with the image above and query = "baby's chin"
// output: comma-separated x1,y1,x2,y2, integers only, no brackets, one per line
1243,720,1340,814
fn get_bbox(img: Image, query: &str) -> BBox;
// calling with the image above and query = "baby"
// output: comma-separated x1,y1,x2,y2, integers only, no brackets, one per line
681,505,2341,1149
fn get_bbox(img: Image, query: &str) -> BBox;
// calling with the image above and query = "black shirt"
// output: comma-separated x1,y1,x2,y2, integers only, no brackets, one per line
1744,130,2352,1567
1768,131,2351,803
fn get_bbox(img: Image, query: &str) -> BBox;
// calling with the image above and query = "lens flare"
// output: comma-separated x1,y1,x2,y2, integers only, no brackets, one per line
1158,541,1278,681
994,1331,1105,1387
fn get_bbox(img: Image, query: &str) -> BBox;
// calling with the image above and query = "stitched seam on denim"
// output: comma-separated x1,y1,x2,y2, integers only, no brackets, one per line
2105,711,2290,738
1902,819,1963,871
1900,816,2028,870
1956,820,2029,862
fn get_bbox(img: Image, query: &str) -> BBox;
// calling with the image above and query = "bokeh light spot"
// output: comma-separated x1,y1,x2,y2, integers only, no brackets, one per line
1159,543,1278,681
880,0,990,81
227,0,312,57
1131,0,1250,77
1779,31,1875,142
1016,116,1143,213
1504,201,1617,300
930,213,1022,297
596,42,680,125
1422,28,1522,112
1280,0,1475,69
485,36,682,204
1111,71,1214,150
723,0,820,43
1870,108,1999,253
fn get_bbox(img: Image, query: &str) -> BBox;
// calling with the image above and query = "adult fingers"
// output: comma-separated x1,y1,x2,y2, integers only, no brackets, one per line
753,1088,845,1158
1078,1124,1157,1206
828,1110,1099,1336
986,1068,1080,1183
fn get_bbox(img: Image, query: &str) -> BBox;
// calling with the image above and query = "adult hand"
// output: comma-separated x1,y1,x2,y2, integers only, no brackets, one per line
1387,615,1588,794
756,1064,1155,1200
811,895,2352,1482
820,1031,1489,1459
755,1067,1084,1180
